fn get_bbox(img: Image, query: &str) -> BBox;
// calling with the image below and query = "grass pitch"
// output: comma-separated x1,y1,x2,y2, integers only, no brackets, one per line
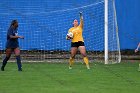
0,62,140,93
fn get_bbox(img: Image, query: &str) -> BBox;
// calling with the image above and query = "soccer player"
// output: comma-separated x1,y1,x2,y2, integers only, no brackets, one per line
135,43,140,53
1,20,24,71
66,12,90,69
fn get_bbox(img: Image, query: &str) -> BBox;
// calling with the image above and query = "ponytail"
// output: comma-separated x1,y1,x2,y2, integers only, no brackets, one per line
10,20,18,27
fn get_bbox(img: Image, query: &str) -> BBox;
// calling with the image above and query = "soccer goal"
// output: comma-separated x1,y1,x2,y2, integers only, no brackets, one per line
0,0,121,64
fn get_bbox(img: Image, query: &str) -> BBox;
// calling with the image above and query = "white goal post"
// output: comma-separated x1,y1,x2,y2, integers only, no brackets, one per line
105,0,121,64
104,0,109,64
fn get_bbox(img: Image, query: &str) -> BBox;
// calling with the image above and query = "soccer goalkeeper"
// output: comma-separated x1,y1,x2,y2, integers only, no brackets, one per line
67,12,90,69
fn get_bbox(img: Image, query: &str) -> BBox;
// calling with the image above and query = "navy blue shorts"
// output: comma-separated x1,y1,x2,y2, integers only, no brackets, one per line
6,40,19,49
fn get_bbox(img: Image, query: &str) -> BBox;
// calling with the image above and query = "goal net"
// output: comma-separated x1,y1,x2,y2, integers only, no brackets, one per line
0,0,121,64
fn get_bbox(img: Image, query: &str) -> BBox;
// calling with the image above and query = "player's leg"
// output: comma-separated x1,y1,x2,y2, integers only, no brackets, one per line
79,46,90,69
14,47,22,71
1,48,12,71
69,47,78,69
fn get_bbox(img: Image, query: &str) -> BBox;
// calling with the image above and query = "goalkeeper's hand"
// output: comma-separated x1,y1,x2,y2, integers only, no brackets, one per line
79,12,82,16
79,12,83,20
66,35,71,40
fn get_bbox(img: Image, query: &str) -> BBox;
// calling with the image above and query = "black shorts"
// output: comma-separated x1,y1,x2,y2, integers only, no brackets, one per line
71,41,85,47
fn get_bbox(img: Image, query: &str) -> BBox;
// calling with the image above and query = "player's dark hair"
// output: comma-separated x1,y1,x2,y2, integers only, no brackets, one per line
10,20,18,27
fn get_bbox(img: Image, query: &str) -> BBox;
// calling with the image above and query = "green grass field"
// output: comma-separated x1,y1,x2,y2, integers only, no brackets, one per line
0,62,140,93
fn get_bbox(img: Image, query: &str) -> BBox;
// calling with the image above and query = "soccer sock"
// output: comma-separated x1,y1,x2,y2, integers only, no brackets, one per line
83,57,90,69
1,57,10,68
16,55,22,70
69,57,74,67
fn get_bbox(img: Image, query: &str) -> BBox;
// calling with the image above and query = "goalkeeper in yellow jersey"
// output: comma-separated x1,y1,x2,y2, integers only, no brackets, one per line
66,12,90,69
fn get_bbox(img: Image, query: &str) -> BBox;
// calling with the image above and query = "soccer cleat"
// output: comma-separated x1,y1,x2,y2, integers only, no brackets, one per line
1,66,4,71
87,67,90,70
69,66,72,69
18,68,22,71
86,65,90,69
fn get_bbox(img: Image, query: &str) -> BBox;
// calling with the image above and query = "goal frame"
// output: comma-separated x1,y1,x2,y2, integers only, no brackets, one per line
104,0,121,64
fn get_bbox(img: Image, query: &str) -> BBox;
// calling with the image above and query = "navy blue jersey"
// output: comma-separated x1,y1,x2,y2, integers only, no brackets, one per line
6,26,19,48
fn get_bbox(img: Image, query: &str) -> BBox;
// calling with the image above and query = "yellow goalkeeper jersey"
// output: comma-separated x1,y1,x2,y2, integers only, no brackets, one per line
68,21,84,42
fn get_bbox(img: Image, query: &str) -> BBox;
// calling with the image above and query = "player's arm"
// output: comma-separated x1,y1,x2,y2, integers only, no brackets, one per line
79,12,83,28
8,30,24,39
10,35,24,39
135,43,140,53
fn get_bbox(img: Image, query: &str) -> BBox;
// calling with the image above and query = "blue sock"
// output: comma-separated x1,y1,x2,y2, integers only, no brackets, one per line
16,55,22,70
2,57,10,67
